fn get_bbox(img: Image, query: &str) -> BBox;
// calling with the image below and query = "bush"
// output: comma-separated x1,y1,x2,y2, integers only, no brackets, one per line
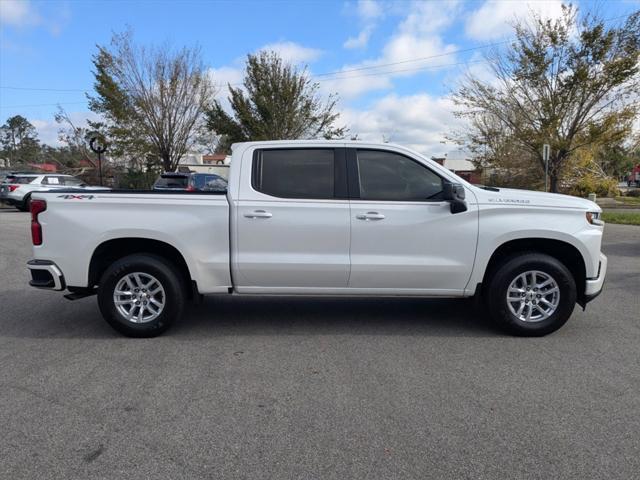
627,189,640,197
566,176,619,198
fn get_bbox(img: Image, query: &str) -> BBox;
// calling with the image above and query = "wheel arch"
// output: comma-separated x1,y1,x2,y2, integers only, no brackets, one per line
481,238,587,305
88,238,195,297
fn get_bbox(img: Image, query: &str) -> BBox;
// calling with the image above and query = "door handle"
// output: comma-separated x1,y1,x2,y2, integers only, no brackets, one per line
356,212,385,221
244,210,272,219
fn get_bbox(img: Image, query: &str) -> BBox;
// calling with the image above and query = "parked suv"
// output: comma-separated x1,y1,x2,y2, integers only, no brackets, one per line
152,172,228,192
0,173,104,211
187,173,227,192
152,173,190,191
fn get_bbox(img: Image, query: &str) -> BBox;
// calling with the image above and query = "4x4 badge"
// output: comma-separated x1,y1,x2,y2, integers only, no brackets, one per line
57,194,95,200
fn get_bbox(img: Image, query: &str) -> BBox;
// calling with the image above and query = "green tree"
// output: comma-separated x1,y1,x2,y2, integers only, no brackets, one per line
453,6,640,192
88,30,215,172
0,115,40,167
207,51,346,151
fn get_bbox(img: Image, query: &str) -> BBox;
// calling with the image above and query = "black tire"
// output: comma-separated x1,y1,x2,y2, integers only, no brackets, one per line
97,254,185,337
486,253,577,336
17,195,30,212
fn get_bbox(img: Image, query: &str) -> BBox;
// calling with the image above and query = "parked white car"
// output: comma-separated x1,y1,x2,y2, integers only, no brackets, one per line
0,173,106,211
26,141,607,338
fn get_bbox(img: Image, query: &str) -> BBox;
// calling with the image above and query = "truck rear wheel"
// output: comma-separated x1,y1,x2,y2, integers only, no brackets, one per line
97,254,185,337
486,253,576,336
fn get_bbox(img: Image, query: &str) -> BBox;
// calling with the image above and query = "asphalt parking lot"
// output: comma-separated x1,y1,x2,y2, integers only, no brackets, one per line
1,208,639,479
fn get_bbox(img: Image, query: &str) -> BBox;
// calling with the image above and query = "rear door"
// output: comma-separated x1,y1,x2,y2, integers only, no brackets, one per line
233,147,351,291
347,148,478,294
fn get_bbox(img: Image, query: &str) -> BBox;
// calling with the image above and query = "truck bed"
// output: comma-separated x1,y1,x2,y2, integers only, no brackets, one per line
32,190,232,293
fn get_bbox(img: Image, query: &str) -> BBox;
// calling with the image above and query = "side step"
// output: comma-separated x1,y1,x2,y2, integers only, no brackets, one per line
64,288,96,301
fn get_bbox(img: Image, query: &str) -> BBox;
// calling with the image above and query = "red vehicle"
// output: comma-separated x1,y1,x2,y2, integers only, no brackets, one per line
628,164,640,187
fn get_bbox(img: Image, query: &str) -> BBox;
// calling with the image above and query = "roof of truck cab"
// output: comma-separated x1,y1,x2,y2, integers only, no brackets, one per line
233,139,376,145
231,139,412,150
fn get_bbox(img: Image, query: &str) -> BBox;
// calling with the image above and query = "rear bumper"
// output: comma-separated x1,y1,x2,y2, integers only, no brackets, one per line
584,253,607,303
27,260,66,291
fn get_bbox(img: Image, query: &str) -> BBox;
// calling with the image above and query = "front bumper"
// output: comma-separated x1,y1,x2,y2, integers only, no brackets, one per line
584,253,607,303
27,260,66,291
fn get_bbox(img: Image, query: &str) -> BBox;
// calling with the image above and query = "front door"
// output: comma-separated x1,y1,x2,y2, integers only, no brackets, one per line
234,147,351,291
348,148,478,294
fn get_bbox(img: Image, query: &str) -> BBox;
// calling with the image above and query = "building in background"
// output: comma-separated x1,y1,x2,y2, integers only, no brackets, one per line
431,156,481,184
178,153,230,166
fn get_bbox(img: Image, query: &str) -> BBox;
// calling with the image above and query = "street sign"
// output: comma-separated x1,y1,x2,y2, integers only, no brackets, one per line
543,144,550,192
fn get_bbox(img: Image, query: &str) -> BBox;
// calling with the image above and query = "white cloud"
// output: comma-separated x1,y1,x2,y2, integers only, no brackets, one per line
0,0,70,35
344,25,374,49
325,0,460,99
341,93,468,156
344,0,384,49
356,0,383,20
260,41,323,64
207,65,244,112
0,0,37,26
209,65,243,90
465,0,564,40
31,119,63,146
32,111,100,146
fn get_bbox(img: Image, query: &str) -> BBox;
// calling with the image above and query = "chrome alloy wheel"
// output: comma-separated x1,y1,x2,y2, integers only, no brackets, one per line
113,272,166,323
506,270,560,322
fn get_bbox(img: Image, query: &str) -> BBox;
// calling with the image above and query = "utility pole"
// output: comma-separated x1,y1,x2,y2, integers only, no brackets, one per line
542,144,550,192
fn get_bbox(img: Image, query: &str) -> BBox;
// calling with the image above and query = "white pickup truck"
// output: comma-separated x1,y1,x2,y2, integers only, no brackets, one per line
27,141,607,337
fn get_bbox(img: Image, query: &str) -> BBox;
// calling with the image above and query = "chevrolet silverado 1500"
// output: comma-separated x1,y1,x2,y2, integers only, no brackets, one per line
26,141,607,337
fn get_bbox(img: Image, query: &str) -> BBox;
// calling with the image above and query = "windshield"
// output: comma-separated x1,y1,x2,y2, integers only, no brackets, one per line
154,175,188,188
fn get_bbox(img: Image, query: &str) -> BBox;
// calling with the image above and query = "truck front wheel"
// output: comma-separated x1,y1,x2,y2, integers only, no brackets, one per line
97,254,185,337
486,253,577,336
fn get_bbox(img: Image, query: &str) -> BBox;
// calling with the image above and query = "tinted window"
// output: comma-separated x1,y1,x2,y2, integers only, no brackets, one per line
191,174,227,192
254,149,334,199
7,175,36,184
356,150,443,201
154,175,188,188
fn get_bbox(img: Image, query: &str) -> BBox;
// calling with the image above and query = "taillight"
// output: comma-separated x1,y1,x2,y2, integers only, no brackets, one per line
8,185,20,192
30,199,47,246
186,185,196,192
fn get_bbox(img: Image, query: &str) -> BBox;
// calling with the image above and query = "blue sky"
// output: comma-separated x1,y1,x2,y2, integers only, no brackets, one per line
1,0,638,156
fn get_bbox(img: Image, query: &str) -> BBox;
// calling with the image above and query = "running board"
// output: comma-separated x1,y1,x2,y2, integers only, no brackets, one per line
64,289,96,301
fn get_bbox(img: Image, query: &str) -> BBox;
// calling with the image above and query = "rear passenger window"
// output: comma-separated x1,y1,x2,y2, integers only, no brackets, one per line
8,176,36,184
253,149,335,199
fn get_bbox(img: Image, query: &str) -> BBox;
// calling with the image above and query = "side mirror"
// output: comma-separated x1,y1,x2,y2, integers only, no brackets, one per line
442,182,467,214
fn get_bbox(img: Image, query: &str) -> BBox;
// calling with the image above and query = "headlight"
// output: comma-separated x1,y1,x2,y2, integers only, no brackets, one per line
586,211,604,226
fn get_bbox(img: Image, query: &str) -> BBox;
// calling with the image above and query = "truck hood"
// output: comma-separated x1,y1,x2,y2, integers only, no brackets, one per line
475,187,600,212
